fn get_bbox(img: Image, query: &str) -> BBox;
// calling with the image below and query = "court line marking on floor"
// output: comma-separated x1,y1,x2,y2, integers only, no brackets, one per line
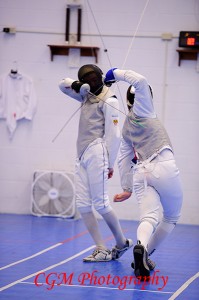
0,230,88,271
168,272,199,300
0,225,127,271
0,245,95,292
21,281,173,294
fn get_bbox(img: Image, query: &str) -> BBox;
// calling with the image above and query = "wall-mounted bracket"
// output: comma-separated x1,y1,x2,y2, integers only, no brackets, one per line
47,44,99,63
176,48,199,66
48,2,100,63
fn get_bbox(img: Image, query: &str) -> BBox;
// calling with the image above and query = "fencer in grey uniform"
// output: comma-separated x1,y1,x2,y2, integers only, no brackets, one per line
104,68,183,278
59,64,133,262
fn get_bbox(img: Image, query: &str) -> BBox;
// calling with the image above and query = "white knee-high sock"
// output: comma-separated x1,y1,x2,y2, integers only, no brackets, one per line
137,221,154,249
102,210,126,248
147,221,176,255
80,211,106,250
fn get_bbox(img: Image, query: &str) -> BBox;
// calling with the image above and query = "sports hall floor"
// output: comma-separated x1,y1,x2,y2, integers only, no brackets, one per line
0,214,198,300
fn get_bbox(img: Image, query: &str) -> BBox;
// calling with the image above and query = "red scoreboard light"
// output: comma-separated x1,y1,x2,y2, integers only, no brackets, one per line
179,31,199,49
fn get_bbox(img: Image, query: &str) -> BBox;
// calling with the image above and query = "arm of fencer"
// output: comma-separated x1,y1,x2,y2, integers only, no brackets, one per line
113,139,135,202
117,137,135,193
111,69,156,117
59,78,84,102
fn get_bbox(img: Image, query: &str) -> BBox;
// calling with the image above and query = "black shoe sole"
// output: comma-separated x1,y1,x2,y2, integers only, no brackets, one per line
133,244,150,280
131,259,156,271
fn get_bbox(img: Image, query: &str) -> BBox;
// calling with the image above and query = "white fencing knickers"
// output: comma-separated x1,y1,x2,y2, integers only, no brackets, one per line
133,148,183,229
75,139,112,215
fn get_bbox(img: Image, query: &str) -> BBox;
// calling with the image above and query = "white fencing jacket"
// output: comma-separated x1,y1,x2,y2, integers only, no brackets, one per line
113,69,172,192
0,71,37,136
59,78,120,168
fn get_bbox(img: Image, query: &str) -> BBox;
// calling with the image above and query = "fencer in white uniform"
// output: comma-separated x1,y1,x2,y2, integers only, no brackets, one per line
59,64,133,262
104,68,183,278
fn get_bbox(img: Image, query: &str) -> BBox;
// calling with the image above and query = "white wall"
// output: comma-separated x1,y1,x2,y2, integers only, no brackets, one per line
0,0,199,224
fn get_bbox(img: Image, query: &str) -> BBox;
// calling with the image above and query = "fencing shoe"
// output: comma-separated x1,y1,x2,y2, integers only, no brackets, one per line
132,243,150,280
112,239,133,260
131,257,156,271
83,248,112,262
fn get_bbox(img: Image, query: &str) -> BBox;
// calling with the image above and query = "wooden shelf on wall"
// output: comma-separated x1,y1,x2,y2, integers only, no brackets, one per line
47,45,100,63
176,48,199,66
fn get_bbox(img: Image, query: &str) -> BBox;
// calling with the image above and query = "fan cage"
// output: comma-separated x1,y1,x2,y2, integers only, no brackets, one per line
31,170,75,218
